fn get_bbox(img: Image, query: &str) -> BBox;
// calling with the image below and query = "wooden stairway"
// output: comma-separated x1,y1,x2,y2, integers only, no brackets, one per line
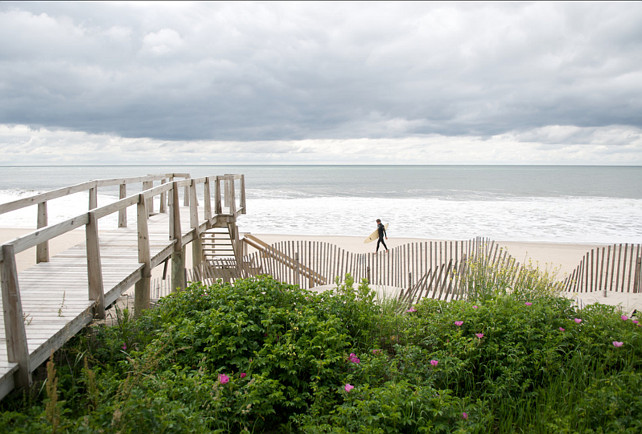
201,224,238,263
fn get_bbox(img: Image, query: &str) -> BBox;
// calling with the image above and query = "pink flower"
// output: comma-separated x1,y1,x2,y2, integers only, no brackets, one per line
218,374,230,384
240,373,247,379
633,320,639,325
430,359,439,367
475,333,484,339
621,315,629,321
612,341,623,347
372,349,382,355
462,412,468,420
344,383,354,392
349,353,361,364
525,302,533,306
406,307,417,313
122,343,127,351
574,318,582,324
473,305,478,309
454,321,463,327
559,327,565,332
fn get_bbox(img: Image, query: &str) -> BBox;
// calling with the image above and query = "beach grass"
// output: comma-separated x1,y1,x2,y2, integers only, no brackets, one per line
0,256,640,433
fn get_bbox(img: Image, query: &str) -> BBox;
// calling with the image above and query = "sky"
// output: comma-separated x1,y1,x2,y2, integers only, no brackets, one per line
1,1,641,165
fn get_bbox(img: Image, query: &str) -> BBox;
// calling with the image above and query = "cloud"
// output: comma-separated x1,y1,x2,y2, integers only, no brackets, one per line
0,1,641,163
1,123,640,166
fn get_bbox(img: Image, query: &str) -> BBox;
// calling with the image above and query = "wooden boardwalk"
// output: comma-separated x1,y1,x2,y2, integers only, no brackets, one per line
0,173,245,400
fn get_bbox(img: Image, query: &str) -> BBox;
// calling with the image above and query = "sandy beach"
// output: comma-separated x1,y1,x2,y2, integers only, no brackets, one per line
2,228,640,314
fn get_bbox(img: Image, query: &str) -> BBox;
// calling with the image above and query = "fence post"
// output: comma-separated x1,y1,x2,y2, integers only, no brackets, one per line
118,183,127,227
159,178,167,214
240,174,246,214
89,185,98,210
183,175,190,207
189,180,203,269
204,177,212,223
135,194,151,315
215,176,222,215
36,202,49,263
86,211,105,319
142,180,154,215
1,244,32,388
171,183,185,291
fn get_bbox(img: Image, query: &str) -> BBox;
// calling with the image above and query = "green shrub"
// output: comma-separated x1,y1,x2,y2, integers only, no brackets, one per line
0,263,639,433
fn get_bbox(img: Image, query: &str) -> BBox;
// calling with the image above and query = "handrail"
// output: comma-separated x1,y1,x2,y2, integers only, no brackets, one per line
0,173,191,216
0,172,246,391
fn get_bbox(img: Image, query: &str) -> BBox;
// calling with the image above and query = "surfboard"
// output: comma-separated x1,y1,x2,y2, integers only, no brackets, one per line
364,223,388,243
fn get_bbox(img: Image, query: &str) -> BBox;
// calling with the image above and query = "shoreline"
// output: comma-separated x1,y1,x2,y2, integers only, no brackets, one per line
1,228,639,314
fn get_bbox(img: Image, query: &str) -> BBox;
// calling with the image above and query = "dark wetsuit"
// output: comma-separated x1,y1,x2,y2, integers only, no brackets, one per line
376,223,388,252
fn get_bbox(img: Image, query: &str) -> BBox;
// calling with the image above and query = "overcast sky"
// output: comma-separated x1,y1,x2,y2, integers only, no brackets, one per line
1,1,641,165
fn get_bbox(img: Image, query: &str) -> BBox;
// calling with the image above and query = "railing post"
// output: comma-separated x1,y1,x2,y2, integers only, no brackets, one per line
142,180,154,216
228,176,237,215
224,175,232,213
171,183,185,291
89,186,98,210
190,180,203,269
86,211,105,319
118,183,127,228
36,202,49,263
1,244,32,388
240,174,246,215
215,176,222,215
183,175,190,207
159,178,167,213
204,177,212,223
135,194,151,315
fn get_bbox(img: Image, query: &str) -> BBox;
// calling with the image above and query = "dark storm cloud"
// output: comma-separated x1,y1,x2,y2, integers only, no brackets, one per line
1,1,641,143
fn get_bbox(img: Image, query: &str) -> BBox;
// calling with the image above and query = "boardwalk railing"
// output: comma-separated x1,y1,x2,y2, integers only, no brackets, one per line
562,243,642,294
0,173,245,397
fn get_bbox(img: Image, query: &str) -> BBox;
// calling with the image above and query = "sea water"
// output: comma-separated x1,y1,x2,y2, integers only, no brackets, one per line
1,165,641,244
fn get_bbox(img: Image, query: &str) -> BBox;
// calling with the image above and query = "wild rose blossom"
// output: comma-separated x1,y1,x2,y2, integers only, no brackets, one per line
525,302,533,306
372,349,382,355
240,373,247,379
559,327,565,332
406,307,417,313
455,321,463,327
122,343,127,351
219,374,230,384
473,305,478,309
612,341,623,347
462,412,468,420
621,315,628,321
349,353,361,364
430,359,439,367
574,318,582,324
475,333,484,339
345,384,354,392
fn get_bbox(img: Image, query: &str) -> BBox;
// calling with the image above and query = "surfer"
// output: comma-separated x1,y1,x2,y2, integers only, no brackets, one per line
376,219,389,253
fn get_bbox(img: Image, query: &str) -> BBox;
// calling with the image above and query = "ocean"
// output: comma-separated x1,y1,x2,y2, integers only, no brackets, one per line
1,165,641,244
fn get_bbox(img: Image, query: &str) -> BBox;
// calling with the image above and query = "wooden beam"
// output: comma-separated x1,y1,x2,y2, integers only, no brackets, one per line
1,244,31,389
118,183,127,228
36,202,49,263
86,211,105,319
135,195,151,314
171,183,185,291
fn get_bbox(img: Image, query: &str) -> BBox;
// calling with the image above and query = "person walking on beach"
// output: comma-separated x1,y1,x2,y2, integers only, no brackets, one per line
376,219,389,253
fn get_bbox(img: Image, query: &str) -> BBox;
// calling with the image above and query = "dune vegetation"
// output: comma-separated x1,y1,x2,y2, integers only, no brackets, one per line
1,258,640,433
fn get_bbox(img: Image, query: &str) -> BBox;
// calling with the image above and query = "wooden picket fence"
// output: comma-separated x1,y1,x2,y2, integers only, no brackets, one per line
562,243,642,294
151,239,641,304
